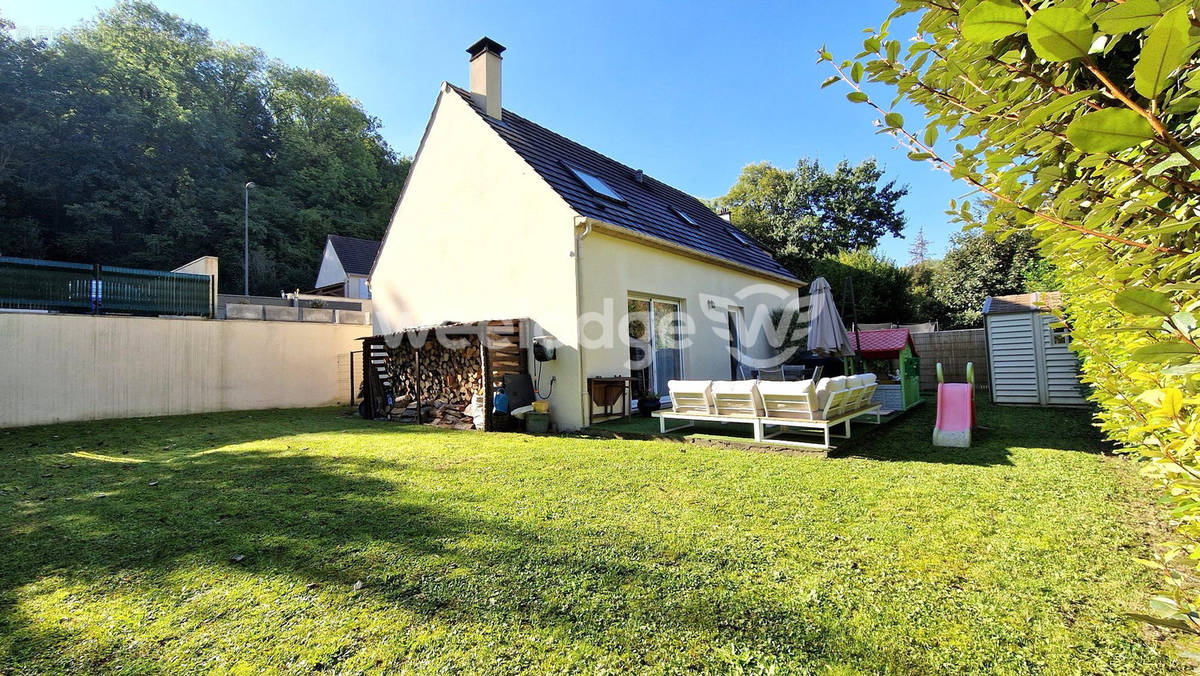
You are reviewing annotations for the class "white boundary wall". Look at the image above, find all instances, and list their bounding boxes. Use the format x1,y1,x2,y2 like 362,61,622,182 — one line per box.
0,312,367,428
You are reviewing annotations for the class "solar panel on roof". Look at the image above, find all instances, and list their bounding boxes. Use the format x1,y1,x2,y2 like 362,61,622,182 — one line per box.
565,164,625,203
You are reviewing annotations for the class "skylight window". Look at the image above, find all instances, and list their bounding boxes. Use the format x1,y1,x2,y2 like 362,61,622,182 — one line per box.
671,207,698,227
565,164,625,203
729,228,753,246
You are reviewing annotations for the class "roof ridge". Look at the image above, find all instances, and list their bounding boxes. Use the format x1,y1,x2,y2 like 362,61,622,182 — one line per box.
328,233,379,243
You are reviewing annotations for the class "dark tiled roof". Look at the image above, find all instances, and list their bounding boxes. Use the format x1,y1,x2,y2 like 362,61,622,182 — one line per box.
982,292,1063,315
328,235,380,276
447,85,800,284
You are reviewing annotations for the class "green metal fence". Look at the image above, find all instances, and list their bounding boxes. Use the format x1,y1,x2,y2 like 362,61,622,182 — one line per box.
0,257,213,317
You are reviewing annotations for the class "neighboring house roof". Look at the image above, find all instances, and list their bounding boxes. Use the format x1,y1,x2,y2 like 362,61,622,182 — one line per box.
447,85,801,284
982,291,1063,315
847,328,918,358
328,235,380,276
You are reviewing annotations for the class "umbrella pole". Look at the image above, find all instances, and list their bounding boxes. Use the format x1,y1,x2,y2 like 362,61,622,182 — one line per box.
845,277,863,375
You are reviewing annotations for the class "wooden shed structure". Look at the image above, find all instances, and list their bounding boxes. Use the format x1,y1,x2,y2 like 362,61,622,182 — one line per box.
359,318,530,430
982,292,1086,406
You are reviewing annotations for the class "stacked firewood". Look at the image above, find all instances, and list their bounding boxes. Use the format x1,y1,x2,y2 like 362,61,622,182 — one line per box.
385,334,485,429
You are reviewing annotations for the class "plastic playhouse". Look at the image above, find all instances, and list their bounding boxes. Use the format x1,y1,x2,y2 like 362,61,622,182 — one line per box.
932,362,975,448
844,328,921,413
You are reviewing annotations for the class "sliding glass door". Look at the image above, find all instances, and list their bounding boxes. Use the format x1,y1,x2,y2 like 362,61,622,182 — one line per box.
726,306,744,379
628,297,684,400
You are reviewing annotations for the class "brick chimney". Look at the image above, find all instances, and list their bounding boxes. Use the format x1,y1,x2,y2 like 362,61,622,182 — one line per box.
467,37,505,120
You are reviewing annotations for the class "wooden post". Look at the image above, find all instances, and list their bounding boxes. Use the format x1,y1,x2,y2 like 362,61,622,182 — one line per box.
415,345,422,425
482,340,493,432
359,339,374,418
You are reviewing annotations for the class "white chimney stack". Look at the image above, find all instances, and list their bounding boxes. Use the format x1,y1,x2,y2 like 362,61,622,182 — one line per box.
467,37,505,120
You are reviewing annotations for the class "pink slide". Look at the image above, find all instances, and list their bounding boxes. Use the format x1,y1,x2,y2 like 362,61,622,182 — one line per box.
932,363,975,448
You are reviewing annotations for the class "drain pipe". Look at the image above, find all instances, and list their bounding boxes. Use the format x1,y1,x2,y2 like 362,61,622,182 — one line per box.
573,216,592,427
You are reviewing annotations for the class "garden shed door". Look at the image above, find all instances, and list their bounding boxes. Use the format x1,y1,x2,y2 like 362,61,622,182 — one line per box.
987,312,1042,405
987,312,1085,406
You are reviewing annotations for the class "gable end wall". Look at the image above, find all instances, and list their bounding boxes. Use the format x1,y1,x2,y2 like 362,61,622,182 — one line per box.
370,86,584,428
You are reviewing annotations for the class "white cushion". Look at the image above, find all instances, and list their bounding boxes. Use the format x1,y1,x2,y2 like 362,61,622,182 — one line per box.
845,374,864,388
757,379,817,419
816,377,846,392
667,380,713,413
816,377,845,409
712,379,758,394
859,373,878,386
756,379,815,397
668,379,712,394
711,380,763,416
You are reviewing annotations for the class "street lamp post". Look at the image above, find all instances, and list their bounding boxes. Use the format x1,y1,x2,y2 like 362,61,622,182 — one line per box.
243,181,255,296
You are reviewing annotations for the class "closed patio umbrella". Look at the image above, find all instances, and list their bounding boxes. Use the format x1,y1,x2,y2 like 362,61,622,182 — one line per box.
806,277,855,357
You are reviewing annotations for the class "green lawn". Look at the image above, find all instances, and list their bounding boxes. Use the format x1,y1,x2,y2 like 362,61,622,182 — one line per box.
0,403,1186,673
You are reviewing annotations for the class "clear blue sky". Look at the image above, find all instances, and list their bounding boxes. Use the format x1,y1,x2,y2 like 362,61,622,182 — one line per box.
7,0,969,261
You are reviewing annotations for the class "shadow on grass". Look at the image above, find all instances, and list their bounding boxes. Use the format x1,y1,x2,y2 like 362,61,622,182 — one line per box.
0,408,934,672
828,401,1103,466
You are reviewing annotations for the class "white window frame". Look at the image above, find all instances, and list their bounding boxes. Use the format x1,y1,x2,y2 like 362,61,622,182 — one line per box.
627,293,687,402
565,163,626,203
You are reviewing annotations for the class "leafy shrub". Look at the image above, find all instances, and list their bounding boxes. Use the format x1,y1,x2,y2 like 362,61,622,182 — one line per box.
824,0,1200,631
811,248,916,323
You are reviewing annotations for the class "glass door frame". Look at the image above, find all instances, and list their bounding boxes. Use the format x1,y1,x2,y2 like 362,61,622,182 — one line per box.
726,305,745,379
627,293,686,403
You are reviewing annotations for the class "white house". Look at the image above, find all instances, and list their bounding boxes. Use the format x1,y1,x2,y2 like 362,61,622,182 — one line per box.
314,234,379,298
370,38,803,431
982,292,1087,406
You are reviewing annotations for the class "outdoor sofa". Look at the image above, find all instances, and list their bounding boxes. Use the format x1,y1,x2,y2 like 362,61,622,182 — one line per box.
653,374,881,450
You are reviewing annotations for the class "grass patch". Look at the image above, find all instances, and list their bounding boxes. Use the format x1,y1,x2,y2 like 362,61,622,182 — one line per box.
0,404,1185,672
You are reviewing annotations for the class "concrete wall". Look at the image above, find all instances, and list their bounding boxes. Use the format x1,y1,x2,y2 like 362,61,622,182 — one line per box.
0,312,368,428
216,294,370,320
369,84,583,429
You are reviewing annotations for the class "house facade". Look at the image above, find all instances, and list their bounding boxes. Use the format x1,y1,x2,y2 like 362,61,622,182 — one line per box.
314,235,379,298
370,38,802,430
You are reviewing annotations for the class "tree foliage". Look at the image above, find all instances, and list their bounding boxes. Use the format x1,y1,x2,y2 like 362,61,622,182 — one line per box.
810,248,916,324
714,158,908,279
907,226,931,264
826,0,1200,633
905,258,947,324
933,224,1047,328
0,3,408,293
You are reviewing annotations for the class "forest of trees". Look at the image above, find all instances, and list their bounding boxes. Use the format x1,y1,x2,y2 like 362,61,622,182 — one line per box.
0,3,1050,316
0,3,408,294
